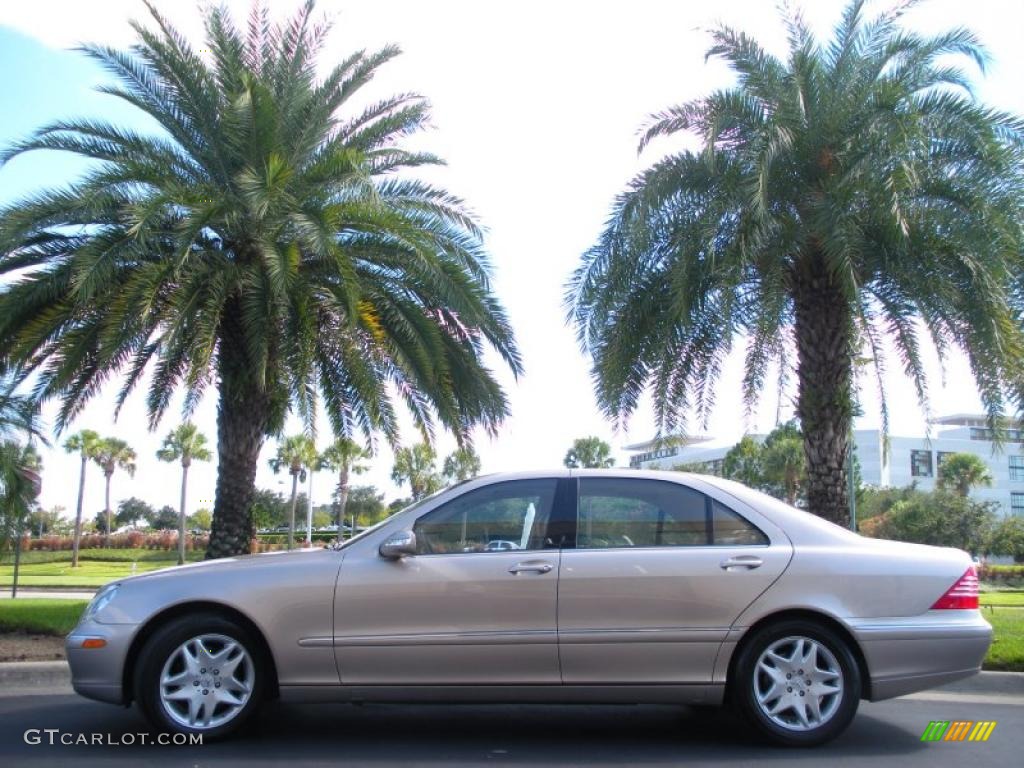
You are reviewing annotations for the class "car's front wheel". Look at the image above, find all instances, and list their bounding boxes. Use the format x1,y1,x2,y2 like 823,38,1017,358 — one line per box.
134,613,265,740
731,619,861,746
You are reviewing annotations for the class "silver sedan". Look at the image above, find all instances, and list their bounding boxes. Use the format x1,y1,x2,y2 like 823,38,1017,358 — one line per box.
66,469,991,746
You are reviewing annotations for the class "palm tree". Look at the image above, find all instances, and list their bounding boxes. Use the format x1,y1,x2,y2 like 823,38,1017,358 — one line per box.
269,434,317,550
0,1,521,558
63,429,102,567
937,452,993,497
563,437,615,469
0,380,43,590
320,437,370,541
391,443,441,500
568,0,1024,526
92,438,137,546
442,445,481,483
156,421,212,564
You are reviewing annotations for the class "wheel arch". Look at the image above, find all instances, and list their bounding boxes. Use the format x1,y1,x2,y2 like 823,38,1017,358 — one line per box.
122,601,280,705
726,609,872,700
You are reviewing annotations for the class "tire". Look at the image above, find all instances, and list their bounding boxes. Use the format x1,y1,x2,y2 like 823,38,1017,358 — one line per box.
134,612,266,740
731,619,861,747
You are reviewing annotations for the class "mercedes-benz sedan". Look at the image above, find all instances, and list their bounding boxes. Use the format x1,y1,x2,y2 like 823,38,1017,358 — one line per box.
66,470,991,745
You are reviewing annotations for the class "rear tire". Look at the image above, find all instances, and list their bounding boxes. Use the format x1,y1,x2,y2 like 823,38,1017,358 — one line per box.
731,619,861,746
134,613,265,740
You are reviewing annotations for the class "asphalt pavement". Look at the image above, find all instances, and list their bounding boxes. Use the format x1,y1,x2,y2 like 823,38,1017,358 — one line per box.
0,689,1021,767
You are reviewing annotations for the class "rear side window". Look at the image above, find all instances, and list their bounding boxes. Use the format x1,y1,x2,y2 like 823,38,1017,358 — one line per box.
576,478,767,548
711,499,768,545
577,478,707,548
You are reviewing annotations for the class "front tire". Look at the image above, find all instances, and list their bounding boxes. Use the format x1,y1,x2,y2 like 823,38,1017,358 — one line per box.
731,619,861,746
134,613,265,740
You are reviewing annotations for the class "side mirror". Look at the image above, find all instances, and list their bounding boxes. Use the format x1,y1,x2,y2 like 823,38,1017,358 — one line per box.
379,530,417,559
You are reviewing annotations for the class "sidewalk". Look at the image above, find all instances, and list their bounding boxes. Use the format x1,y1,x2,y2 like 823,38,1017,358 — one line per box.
0,589,96,600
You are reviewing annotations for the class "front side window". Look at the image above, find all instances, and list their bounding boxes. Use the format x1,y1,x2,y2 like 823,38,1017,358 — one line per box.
911,449,933,478
576,478,766,548
413,479,558,555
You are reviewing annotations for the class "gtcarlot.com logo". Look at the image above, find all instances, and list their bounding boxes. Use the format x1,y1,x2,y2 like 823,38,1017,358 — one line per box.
921,721,997,742
24,729,202,746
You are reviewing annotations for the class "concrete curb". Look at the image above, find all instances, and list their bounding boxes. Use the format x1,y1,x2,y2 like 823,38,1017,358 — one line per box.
0,660,71,690
0,661,1020,697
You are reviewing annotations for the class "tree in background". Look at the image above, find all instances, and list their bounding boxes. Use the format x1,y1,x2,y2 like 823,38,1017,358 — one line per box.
187,508,212,532
991,516,1024,563
721,422,808,504
63,429,102,567
345,485,387,532
92,438,137,547
0,441,42,579
0,1,521,559
859,490,996,555
392,443,442,500
443,446,481,483
156,422,212,563
563,437,615,469
150,505,180,531
250,489,290,532
269,435,317,550
387,497,412,514
937,453,994,497
320,437,371,541
568,0,1024,527
722,436,765,488
116,497,155,529
28,505,67,537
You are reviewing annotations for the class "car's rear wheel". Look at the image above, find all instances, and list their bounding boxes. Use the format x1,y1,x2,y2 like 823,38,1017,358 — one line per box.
135,613,265,740
731,619,861,746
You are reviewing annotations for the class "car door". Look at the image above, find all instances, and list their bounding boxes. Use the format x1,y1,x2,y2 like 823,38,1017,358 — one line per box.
557,475,793,684
333,477,567,685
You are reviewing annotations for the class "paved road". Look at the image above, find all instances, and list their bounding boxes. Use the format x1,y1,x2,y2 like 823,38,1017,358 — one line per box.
0,690,1021,767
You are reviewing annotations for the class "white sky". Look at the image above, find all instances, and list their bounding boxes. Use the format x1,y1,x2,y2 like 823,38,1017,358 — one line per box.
1,0,1022,519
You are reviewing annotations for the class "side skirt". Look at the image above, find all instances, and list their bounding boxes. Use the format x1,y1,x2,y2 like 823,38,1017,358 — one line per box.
278,684,725,706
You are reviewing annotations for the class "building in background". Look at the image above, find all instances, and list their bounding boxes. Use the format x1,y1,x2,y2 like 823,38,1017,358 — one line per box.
626,414,1024,516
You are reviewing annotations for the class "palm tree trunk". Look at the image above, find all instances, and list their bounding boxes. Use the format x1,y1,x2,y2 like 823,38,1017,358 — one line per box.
793,257,853,526
71,454,86,568
178,463,188,566
208,330,271,560
288,471,299,551
336,465,350,542
104,472,112,547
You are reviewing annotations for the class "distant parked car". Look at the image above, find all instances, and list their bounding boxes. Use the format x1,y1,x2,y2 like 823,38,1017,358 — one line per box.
66,470,990,745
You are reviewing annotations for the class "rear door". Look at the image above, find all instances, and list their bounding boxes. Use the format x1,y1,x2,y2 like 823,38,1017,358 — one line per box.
557,475,792,683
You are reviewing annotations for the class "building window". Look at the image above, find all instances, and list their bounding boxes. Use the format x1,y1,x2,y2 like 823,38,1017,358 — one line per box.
1010,456,1024,483
911,449,933,478
1012,493,1024,517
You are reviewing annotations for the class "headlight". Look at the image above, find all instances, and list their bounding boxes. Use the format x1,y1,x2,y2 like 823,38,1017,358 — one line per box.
83,584,120,621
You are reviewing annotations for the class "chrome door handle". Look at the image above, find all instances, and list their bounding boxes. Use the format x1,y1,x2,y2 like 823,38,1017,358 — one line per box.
720,556,763,570
508,562,553,574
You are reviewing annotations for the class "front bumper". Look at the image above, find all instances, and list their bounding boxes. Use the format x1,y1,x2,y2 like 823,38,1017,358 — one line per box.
65,618,139,706
848,610,993,700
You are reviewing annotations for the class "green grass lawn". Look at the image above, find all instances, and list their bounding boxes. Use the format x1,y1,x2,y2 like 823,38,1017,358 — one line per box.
0,559,182,588
979,591,1024,607
982,606,1024,671
0,599,88,635
2,548,206,565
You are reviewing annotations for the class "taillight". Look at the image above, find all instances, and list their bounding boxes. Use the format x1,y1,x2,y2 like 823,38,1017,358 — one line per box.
931,566,979,610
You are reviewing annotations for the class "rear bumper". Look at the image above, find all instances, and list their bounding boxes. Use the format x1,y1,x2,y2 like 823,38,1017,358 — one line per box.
847,610,992,701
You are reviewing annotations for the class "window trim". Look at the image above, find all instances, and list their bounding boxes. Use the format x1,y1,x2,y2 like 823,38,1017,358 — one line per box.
570,477,768,550
1009,455,1024,483
1011,491,1024,517
410,477,562,556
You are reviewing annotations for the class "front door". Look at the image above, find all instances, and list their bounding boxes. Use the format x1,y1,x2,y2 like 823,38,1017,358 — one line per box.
558,475,793,684
334,478,565,685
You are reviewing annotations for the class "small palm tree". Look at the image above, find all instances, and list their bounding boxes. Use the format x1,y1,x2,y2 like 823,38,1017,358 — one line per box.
443,445,481,483
269,434,317,550
92,438,137,546
391,443,441,500
0,1,521,559
568,0,1024,526
563,437,615,469
938,453,993,497
156,422,212,564
63,429,102,567
320,437,370,541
